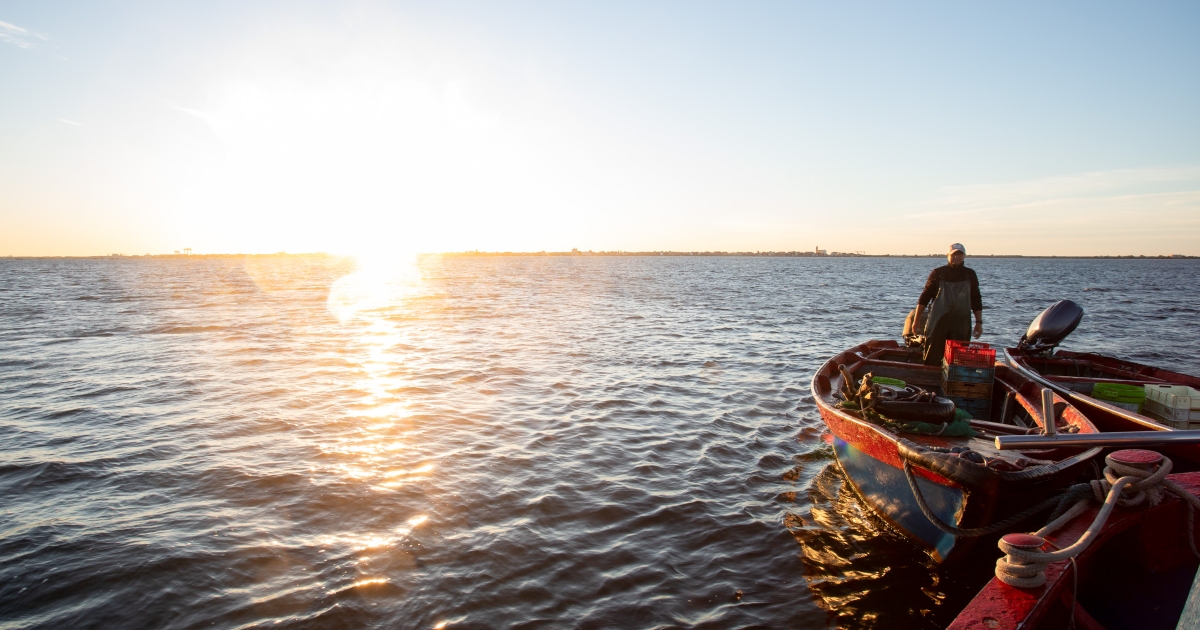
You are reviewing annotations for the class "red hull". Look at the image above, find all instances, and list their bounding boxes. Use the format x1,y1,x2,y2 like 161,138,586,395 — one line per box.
950,472,1200,630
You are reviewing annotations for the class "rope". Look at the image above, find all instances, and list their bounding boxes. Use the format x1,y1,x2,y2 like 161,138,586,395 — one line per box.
1047,484,1094,523
1100,455,1171,507
994,476,1136,588
1072,453,1200,557
901,460,1064,538
1038,499,1091,539
902,447,1200,571
994,452,1200,589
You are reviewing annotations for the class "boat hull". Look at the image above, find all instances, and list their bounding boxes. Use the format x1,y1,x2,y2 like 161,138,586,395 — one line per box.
812,340,1101,563
831,432,965,561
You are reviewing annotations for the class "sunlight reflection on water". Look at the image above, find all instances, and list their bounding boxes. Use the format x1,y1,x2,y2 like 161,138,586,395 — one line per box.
326,252,425,322
333,254,444,606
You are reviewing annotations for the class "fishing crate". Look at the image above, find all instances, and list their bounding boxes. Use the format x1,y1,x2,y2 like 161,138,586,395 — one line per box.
1151,415,1200,431
943,380,993,399
949,396,991,420
1091,382,1145,414
941,355,994,416
1143,385,1200,424
942,360,995,384
944,340,996,368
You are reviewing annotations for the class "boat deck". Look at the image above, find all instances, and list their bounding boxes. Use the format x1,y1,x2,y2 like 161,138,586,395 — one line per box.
825,345,1087,468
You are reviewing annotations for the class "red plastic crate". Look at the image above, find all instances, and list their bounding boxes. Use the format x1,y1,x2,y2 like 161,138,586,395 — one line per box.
944,340,996,368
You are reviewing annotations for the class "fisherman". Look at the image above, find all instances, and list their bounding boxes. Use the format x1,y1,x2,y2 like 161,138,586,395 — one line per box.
914,243,982,365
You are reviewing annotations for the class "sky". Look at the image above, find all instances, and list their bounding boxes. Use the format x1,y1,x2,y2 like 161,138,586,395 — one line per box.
2,1,1198,257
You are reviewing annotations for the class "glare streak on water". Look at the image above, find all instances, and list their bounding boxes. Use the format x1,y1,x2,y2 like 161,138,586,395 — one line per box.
0,256,1197,629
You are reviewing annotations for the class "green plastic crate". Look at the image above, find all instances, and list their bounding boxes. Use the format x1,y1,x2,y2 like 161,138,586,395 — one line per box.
1092,382,1145,412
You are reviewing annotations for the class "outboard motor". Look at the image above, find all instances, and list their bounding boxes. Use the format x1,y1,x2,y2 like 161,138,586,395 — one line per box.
1017,300,1084,354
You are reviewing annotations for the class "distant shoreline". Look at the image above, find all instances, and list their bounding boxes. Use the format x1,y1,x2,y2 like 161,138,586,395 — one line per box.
2,252,1196,260
434,251,1199,259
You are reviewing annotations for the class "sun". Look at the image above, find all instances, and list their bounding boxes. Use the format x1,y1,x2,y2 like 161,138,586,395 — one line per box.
326,246,424,323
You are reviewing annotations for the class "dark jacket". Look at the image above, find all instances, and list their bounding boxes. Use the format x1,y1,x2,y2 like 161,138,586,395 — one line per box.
918,265,982,311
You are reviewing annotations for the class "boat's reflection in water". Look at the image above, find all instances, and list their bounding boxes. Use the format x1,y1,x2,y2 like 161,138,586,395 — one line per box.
789,462,998,628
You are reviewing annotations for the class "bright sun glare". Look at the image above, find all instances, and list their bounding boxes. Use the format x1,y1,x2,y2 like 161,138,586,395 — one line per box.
160,13,588,256
326,250,425,323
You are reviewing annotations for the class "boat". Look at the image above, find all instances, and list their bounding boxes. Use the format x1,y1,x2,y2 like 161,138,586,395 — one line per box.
811,340,1103,562
1005,299,1200,468
949,453,1200,630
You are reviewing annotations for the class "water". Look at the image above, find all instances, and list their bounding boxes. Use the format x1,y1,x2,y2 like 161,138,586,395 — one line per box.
1,255,1197,629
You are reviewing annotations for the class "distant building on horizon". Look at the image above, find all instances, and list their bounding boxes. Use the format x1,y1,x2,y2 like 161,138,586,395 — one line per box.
815,246,827,256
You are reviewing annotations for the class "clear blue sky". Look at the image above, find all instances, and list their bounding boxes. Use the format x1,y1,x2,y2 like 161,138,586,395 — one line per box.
2,1,1198,256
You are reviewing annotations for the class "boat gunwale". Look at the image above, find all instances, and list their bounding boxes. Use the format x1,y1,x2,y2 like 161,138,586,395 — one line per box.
1053,350,1200,388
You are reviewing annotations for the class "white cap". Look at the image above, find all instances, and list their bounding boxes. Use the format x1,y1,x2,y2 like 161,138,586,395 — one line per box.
948,243,966,255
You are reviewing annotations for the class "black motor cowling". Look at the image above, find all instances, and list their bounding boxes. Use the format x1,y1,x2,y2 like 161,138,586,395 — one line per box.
1018,299,1083,353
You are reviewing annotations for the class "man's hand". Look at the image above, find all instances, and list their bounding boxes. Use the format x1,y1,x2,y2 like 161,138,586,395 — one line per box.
973,321,983,339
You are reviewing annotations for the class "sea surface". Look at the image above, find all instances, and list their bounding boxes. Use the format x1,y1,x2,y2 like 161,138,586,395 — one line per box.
2,255,1198,629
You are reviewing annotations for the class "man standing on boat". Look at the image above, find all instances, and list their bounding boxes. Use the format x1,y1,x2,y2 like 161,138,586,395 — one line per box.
914,243,983,365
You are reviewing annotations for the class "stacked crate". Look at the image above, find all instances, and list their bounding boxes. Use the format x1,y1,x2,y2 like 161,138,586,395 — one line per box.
1144,385,1200,430
942,340,996,419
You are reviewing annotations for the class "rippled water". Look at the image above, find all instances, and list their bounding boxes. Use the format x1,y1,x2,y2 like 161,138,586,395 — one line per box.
2,255,1197,629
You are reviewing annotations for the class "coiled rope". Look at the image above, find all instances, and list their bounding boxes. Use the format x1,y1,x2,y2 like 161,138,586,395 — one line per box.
994,452,1200,589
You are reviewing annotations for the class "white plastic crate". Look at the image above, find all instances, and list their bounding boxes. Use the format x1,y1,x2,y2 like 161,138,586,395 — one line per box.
1156,417,1200,431
1144,385,1200,422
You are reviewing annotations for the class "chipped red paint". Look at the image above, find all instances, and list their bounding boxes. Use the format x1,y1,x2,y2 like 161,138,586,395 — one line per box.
817,393,956,486
949,472,1200,630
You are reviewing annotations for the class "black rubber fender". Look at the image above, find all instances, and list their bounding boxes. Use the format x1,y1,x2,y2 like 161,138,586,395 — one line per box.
895,438,1102,491
874,396,956,422
897,438,995,490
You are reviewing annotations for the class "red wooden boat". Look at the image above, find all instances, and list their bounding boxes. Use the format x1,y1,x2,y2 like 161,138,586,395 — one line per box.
950,465,1200,630
811,340,1102,562
1005,300,1200,468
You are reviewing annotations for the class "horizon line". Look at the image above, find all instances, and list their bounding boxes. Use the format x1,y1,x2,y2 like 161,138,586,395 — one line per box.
3,251,1196,260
